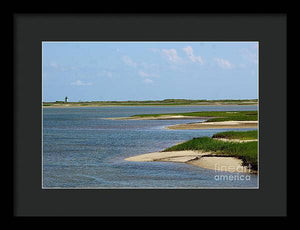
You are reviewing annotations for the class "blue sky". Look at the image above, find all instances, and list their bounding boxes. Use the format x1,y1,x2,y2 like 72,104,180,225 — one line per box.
42,42,258,102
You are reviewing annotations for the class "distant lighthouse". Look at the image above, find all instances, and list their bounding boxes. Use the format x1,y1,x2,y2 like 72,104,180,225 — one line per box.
65,96,68,103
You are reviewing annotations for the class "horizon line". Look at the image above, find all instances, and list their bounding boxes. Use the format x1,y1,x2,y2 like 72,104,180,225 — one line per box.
43,98,258,103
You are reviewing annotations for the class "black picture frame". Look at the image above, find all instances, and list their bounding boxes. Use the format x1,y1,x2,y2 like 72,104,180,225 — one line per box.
13,13,287,217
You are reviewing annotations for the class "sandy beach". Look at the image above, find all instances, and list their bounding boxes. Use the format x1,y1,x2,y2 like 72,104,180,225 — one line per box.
125,150,253,173
212,138,258,143
105,115,258,130
167,120,258,130
104,115,212,120
125,135,258,174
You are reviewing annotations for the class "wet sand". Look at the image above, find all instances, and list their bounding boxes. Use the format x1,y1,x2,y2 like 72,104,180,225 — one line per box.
125,150,252,173
167,120,258,130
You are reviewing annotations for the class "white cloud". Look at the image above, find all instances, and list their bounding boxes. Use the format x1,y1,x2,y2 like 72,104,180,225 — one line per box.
138,70,159,78
161,49,182,63
183,46,204,64
215,58,233,69
122,56,137,68
48,61,74,71
71,80,92,86
140,62,158,69
143,78,153,84
241,48,258,64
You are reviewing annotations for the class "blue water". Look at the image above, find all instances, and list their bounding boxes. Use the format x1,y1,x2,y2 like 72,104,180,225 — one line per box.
43,105,258,188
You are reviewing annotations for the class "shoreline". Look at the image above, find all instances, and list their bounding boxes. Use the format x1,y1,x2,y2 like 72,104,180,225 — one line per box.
104,115,214,120
106,116,258,130
42,103,257,109
125,131,258,174
125,150,255,174
167,120,258,130
212,138,258,143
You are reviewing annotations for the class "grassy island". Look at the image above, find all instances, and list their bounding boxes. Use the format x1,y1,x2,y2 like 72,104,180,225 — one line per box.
131,110,258,122
163,130,258,170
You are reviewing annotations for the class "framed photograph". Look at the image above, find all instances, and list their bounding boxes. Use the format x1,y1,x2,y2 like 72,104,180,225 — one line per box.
42,41,259,189
13,13,287,217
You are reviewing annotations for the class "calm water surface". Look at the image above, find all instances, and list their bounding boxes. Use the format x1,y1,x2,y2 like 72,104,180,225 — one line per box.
43,105,258,188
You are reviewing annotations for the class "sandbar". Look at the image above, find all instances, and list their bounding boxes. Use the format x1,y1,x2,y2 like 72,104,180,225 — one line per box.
167,120,258,130
104,115,212,120
125,150,252,173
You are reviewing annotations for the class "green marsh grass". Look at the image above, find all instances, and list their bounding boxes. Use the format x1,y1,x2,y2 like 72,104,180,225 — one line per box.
132,110,258,122
212,130,258,140
164,136,258,170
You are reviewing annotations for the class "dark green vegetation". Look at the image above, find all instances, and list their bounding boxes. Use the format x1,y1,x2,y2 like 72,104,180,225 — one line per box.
43,99,258,107
132,110,258,122
212,130,258,140
164,134,258,170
